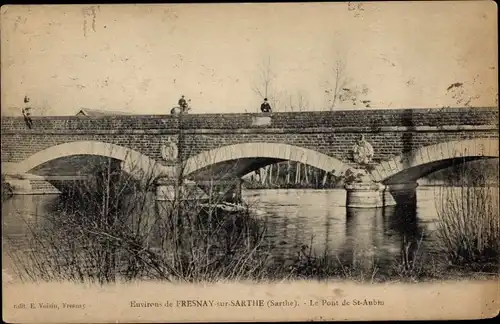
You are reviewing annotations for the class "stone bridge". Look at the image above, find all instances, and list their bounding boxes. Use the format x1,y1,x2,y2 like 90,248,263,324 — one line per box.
1,107,498,207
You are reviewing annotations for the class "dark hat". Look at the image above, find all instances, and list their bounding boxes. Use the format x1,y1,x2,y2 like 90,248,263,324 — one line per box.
264,98,268,101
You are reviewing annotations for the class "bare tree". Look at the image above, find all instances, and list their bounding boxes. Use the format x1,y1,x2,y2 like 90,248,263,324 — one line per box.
434,160,499,265
5,141,273,284
295,91,309,111
325,58,350,111
252,56,277,111
284,91,309,112
324,59,372,110
252,56,278,182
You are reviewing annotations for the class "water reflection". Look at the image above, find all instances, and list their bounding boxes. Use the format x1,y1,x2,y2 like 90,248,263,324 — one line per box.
341,208,386,270
244,189,437,259
2,188,442,280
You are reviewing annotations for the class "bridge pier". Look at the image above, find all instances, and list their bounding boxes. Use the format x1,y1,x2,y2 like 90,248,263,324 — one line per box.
345,182,418,208
155,177,243,203
155,177,203,201
4,178,33,195
155,178,177,201
3,174,62,195
197,178,243,203
345,182,385,208
382,182,419,207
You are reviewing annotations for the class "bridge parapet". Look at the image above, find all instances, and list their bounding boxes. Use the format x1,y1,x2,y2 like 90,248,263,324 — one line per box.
1,107,497,132
1,107,498,205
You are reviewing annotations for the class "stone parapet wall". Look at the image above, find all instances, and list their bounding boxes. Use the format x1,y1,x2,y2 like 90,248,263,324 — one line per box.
2,107,497,132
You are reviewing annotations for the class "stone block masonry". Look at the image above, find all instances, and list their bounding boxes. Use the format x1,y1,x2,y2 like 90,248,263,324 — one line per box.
1,107,498,165
1,107,498,206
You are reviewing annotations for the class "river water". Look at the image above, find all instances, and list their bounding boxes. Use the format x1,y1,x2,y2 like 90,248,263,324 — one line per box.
2,187,446,280
246,187,442,268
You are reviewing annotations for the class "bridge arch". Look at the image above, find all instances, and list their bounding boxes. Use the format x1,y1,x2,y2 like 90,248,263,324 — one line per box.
183,142,351,179
9,141,169,181
371,138,499,184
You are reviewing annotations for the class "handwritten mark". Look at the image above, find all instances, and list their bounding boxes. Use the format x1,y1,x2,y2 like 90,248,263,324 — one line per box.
82,6,98,37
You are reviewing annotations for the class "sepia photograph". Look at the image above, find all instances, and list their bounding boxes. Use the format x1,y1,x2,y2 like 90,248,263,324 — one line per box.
1,1,499,322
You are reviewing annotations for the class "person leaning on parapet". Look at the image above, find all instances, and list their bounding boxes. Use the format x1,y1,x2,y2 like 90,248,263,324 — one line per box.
260,98,272,113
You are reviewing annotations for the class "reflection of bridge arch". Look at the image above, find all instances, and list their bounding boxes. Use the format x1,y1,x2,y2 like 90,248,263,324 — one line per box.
371,138,499,184
183,142,351,179
10,141,168,181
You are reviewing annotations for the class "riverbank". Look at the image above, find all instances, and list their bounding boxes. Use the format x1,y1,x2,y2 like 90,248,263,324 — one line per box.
4,216,498,285
3,184,498,287
242,159,499,190
3,244,498,285
1,174,13,201
3,259,498,286
242,181,344,190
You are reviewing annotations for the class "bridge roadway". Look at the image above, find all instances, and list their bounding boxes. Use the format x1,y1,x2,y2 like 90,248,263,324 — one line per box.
1,107,498,207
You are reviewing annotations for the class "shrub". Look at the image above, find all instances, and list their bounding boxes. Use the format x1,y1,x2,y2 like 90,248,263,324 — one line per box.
434,164,500,266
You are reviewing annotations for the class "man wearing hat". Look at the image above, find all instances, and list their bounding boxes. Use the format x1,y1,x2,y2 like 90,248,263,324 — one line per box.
260,98,272,113
178,95,188,111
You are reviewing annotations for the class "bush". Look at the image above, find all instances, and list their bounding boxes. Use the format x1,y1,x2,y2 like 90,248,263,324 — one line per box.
434,166,500,266
1,174,13,201
6,155,276,284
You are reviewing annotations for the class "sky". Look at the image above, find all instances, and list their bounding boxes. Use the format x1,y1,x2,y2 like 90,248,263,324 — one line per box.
1,2,498,116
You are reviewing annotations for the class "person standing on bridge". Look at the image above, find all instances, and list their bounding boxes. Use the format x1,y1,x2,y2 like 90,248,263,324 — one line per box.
178,95,188,111
22,95,33,129
260,98,272,113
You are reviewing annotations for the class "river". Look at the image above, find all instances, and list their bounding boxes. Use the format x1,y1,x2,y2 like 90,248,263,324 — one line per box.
2,187,448,281
247,187,443,268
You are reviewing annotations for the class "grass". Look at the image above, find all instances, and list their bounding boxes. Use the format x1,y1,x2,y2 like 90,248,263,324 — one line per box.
3,155,500,285
4,156,279,284
434,171,499,267
9,199,497,285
